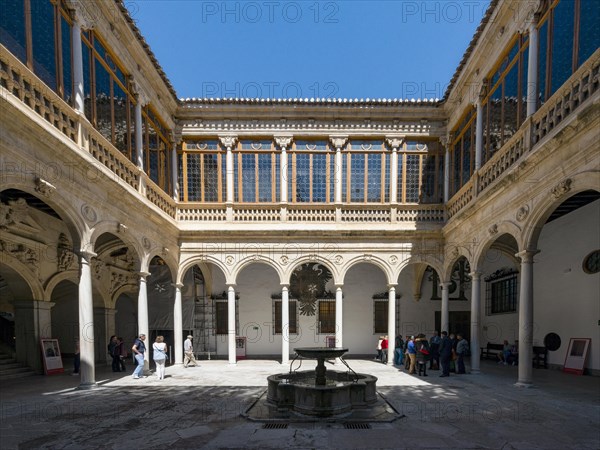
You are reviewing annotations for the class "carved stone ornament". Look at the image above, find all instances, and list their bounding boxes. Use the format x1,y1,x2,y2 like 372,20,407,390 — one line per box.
389,255,398,265
225,255,235,266
280,255,289,265
65,0,96,29
488,224,498,236
57,233,74,272
34,178,56,197
363,254,373,261
329,136,348,149
81,204,97,223
110,270,138,295
130,81,150,106
334,255,343,265
92,258,106,280
0,240,39,271
516,205,530,222
385,137,405,149
142,237,152,250
551,179,572,199
274,136,293,149
219,135,238,149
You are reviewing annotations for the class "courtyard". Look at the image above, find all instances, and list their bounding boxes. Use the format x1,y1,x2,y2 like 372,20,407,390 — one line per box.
1,359,598,449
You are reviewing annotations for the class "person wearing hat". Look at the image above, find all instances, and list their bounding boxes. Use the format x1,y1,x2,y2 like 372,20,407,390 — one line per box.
183,335,197,368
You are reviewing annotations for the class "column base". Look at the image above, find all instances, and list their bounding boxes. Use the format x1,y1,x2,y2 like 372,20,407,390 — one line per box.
514,381,533,388
470,369,481,374
77,382,98,390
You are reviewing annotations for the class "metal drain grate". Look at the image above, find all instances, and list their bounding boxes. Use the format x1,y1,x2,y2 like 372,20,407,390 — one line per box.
262,423,289,429
344,423,371,430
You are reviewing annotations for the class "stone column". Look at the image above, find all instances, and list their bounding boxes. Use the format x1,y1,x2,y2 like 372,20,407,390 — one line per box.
335,285,343,364
281,285,290,365
71,18,84,115
386,137,404,204
469,271,482,374
330,136,347,221
133,90,149,171
516,250,538,387
78,250,96,389
93,307,115,364
220,135,238,221
171,140,179,201
227,285,237,364
475,100,483,170
12,300,54,374
275,136,293,221
441,136,450,203
137,271,150,372
527,22,539,117
173,283,184,364
440,282,451,333
387,285,396,365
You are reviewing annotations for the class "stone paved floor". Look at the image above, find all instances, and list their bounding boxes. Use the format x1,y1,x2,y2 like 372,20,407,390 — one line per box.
1,359,599,449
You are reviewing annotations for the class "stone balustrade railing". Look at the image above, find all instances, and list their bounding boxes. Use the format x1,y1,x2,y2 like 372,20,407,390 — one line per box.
448,48,600,220
532,49,599,146
1,47,78,144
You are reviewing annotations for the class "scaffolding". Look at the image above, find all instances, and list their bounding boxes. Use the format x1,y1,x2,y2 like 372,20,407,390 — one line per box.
192,266,216,359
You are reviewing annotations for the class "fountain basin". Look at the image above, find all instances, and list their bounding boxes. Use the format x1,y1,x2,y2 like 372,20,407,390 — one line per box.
267,370,378,417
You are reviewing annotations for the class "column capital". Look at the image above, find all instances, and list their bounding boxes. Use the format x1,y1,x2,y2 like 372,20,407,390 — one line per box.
334,284,344,289
387,284,397,290
469,270,483,279
385,136,405,150
280,284,290,290
78,249,97,261
219,135,238,149
274,135,293,150
439,135,450,147
137,271,151,280
67,0,96,29
130,81,150,107
515,249,540,263
439,281,452,289
329,135,348,150
171,282,184,289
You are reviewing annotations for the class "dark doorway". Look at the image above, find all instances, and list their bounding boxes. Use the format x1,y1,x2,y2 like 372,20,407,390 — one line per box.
435,311,471,341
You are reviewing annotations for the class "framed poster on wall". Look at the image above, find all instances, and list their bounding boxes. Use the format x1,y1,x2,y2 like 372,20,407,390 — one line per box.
40,338,64,375
563,338,591,375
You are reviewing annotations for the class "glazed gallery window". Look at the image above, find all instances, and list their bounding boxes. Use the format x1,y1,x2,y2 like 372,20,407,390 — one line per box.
373,299,388,334
317,300,336,334
449,108,476,197
235,140,280,202
273,300,298,334
179,141,226,202
0,0,73,101
288,141,335,203
485,270,519,315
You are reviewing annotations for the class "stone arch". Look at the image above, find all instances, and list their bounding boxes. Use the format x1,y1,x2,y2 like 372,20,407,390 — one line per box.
110,283,138,309
43,270,79,302
523,171,600,250
443,252,474,282
90,221,143,268
340,255,393,286
396,256,444,303
283,256,340,285
178,256,230,286
232,256,285,285
0,183,84,251
0,258,44,301
474,225,522,270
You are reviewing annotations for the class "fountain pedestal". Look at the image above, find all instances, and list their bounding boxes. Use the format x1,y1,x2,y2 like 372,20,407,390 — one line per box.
266,347,378,417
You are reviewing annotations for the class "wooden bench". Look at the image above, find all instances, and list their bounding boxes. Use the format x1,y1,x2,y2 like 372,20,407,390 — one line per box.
480,343,504,360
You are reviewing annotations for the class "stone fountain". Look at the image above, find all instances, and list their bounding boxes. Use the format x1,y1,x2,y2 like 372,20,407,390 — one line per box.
265,347,378,417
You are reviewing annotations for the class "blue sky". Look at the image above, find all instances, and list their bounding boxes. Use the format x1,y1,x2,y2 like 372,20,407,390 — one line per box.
126,1,491,100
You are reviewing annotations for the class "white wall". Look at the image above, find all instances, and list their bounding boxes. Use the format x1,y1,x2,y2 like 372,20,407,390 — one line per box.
534,199,600,371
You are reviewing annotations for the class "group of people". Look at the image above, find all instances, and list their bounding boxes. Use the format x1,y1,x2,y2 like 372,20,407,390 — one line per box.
129,334,198,380
391,331,470,377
